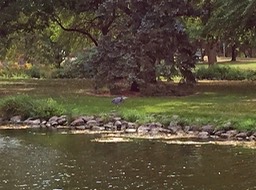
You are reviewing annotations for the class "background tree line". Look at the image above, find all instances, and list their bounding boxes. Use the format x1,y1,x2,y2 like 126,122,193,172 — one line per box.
0,0,255,93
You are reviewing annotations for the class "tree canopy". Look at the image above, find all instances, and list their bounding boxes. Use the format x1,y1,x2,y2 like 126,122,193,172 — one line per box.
0,0,256,93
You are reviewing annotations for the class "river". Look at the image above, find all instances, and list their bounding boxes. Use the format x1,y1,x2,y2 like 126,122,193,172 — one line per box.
0,129,255,190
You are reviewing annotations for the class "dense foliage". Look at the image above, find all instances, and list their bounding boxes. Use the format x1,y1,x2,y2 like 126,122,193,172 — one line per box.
0,0,199,93
0,0,256,93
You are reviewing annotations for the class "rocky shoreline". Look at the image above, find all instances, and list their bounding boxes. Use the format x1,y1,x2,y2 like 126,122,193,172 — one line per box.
1,115,256,142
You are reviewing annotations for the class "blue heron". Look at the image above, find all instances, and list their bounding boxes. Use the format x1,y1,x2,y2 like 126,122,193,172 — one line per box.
111,96,128,105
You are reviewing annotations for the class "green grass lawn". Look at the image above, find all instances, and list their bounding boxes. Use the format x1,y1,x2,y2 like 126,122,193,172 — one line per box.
1,78,256,130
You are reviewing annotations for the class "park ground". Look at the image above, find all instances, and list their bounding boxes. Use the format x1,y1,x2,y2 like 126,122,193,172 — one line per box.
0,57,256,130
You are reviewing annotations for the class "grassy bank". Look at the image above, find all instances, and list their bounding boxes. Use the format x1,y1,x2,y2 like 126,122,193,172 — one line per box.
0,79,256,130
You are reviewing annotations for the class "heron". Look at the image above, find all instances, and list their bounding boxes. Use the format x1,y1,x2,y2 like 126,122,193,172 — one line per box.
111,96,128,105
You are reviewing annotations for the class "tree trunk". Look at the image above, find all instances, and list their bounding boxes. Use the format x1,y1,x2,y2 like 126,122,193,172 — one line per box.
207,44,217,66
231,43,237,61
205,39,217,66
130,81,140,92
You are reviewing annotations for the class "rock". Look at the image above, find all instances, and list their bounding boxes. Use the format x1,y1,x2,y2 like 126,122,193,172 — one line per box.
138,125,150,134
214,129,225,136
249,135,256,141
127,122,137,129
113,117,122,121
114,120,122,127
158,128,171,134
31,123,41,128
27,119,41,128
115,121,122,131
71,118,86,126
168,125,182,134
47,116,60,127
227,130,239,136
121,121,129,128
10,115,22,124
125,128,137,133
86,120,98,127
48,116,59,123
220,130,238,139
32,119,41,125
210,135,220,140
104,122,115,131
190,125,201,132
188,131,199,136
149,122,162,128
95,117,104,125
41,120,47,125
57,115,67,125
202,125,214,134
46,123,52,128
150,127,163,135
75,126,86,130
183,126,192,133
81,116,95,122
235,132,249,139
198,131,209,139
91,126,105,131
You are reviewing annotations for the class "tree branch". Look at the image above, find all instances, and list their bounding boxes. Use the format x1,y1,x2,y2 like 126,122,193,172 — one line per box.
53,15,98,46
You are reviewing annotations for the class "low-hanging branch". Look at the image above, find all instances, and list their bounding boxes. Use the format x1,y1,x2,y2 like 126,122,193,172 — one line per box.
52,15,98,46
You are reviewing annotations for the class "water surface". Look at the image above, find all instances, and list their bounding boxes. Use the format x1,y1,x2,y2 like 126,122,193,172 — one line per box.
0,129,255,190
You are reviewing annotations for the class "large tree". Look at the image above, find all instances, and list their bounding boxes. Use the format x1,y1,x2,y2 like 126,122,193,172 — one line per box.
74,0,197,93
1,0,198,94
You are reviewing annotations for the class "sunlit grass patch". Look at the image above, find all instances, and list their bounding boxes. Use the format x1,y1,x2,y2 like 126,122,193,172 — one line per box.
0,79,256,130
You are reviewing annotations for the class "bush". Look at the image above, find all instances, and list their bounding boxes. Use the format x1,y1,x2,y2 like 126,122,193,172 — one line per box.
0,95,66,120
195,65,256,80
51,50,96,79
25,66,42,78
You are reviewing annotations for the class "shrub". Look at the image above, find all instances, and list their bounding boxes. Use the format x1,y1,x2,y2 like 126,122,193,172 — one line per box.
0,95,66,120
195,65,256,80
25,66,42,78
51,50,96,79
50,68,74,79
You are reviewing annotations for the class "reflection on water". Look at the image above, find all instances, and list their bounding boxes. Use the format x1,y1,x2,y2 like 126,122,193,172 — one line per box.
0,130,256,190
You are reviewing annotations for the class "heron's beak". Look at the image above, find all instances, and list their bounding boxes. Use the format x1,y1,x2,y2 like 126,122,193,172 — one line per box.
123,96,128,100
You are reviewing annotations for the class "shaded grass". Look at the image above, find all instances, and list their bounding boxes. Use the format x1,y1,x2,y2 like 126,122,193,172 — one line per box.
1,79,256,130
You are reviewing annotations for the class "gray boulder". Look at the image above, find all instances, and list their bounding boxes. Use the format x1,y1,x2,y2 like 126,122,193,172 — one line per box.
202,125,214,134
235,132,249,139
114,120,122,131
168,125,182,134
71,118,86,126
86,119,98,127
198,131,209,139
138,125,150,134
125,128,137,133
10,115,22,124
